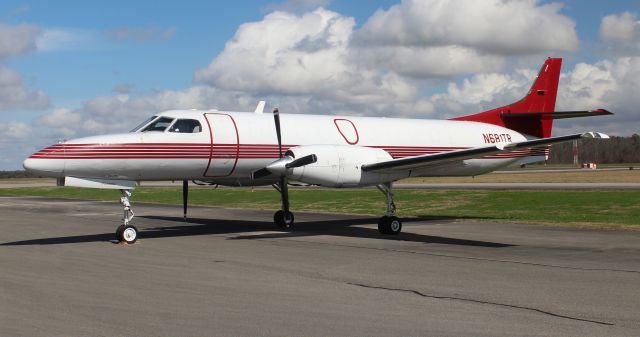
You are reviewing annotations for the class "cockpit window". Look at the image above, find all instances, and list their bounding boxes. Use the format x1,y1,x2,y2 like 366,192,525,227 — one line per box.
141,117,175,132
130,115,158,132
168,119,202,133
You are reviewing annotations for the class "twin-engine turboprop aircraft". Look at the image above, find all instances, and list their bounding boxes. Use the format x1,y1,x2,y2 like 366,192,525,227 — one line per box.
24,58,611,243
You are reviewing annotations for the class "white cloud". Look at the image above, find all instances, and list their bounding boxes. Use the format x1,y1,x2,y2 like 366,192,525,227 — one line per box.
33,108,82,139
0,121,31,142
429,69,534,116
194,0,581,113
0,65,49,111
599,12,640,55
35,28,102,52
105,27,176,42
0,23,41,58
33,86,232,140
353,45,505,78
600,12,639,43
194,9,418,105
554,57,640,135
0,121,33,170
354,0,578,54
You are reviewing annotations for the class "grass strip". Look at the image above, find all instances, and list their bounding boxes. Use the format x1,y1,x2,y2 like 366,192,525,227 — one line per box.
0,187,638,228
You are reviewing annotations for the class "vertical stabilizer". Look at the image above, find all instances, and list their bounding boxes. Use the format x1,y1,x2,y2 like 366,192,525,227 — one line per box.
451,58,562,138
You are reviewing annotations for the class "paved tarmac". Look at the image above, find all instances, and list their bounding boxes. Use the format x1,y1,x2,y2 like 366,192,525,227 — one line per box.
1,196,639,337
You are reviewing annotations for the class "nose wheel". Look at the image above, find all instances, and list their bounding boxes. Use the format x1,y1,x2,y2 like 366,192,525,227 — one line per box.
116,225,139,244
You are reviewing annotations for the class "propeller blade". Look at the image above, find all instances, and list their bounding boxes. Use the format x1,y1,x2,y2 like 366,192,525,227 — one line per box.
252,153,316,180
285,154,317,169
252,168,272,180
273,108,283,158
182,180,188,221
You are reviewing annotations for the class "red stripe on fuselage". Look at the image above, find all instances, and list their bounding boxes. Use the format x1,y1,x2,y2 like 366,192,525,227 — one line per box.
30,143,547,160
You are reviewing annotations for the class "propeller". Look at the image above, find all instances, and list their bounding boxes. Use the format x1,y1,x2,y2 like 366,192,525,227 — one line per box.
251,108,317,180
272,108,291,225
251,108,318,227
183,180,188,221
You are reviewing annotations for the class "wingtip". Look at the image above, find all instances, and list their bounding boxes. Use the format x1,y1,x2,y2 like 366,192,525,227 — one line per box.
591,108,614,115
582,132,610,139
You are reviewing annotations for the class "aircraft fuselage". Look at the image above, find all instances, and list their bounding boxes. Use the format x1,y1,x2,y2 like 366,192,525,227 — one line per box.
24,110,544,186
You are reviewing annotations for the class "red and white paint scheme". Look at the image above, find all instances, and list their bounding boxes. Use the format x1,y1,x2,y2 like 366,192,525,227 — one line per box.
23,58,612,242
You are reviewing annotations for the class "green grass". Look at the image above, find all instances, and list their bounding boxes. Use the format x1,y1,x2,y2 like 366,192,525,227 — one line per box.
1,187,638,228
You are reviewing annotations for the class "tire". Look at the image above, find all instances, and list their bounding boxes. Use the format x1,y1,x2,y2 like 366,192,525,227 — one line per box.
378,216,402,235
115,225,125,241
274,210,295,229
121,225,138,244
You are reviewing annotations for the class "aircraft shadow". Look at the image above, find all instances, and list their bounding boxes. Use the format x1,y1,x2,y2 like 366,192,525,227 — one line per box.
1,215,513,248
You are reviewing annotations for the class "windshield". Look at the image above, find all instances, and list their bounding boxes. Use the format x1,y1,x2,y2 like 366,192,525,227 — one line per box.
141,117,175,132
130,116,158,132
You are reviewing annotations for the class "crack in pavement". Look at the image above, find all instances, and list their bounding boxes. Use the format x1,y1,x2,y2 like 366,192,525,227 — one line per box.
268,237,640,274
348,282,614,326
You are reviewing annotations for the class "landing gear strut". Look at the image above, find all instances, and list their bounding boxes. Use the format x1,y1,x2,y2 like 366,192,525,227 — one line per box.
377,182,402,235
116,189,138,244
273,181,294,229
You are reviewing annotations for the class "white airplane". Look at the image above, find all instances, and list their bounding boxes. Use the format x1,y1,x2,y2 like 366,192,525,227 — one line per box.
24,58,611,243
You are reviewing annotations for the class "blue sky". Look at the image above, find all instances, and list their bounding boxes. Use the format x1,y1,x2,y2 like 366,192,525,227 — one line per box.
1,0,634,110
0,0,639,169
1,1,396,108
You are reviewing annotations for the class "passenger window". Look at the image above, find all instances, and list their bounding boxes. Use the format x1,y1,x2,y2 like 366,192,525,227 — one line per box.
169,119,202,133
142,117,175,132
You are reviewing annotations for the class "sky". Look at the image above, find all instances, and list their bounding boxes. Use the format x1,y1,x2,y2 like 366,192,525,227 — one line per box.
0,0,639,170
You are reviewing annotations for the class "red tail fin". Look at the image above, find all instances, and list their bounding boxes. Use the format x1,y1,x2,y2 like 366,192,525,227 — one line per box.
451,58,561,138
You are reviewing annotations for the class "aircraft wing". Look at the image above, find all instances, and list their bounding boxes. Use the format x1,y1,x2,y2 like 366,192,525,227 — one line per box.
361,132,608,172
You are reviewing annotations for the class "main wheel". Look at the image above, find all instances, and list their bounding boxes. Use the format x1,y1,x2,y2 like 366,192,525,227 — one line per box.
274,210,295,229
119,225,138,244
378,216,402,235
115,225,125,241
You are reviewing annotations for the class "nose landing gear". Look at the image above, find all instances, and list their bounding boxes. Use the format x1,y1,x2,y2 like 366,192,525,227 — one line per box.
116,189,138,244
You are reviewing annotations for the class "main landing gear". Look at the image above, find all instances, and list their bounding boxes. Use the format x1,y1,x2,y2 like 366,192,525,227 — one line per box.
273,181,294,229
270,181,402,235
377,182,402,235
116,189,138,244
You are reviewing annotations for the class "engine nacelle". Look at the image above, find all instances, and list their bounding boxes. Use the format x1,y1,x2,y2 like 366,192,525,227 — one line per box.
285,145,407,187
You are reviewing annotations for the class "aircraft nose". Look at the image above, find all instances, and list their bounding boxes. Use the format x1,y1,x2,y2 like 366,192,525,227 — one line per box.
23,145,66,177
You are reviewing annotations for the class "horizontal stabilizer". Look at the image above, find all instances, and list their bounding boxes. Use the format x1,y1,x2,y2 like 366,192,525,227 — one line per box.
501,109,613,120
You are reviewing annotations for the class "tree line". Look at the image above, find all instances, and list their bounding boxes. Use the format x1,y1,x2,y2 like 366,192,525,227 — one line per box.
548,134,640,164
